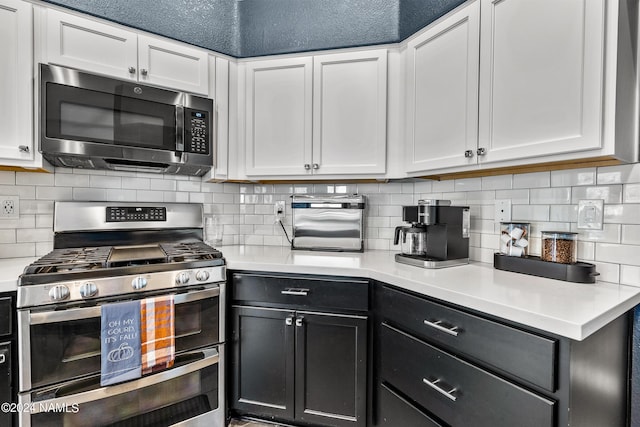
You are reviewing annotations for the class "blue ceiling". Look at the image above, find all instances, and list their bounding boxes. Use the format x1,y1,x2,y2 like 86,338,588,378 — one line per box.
43,0,466,58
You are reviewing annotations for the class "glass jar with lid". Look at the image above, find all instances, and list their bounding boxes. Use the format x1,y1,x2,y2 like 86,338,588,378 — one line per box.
541,231,577,264
499,222,530,257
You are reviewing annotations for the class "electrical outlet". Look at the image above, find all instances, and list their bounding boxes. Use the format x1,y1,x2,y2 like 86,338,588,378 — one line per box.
494,199,512,222
0,195,19,219
577,199,604,229
274,201,286,221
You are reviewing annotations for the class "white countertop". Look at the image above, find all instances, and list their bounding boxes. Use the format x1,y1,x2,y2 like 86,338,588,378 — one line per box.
2,247,639,341
219,245,640,341
0,257,36,293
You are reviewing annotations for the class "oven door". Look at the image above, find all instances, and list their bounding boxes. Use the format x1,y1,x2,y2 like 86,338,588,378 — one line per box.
19,346,225,427
19,285,221,392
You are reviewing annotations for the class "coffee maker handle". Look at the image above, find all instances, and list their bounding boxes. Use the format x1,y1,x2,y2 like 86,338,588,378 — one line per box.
394,226,402,245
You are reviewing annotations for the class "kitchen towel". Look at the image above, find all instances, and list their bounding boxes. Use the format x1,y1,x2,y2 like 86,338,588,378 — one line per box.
100,300,142,386
141,294,175,374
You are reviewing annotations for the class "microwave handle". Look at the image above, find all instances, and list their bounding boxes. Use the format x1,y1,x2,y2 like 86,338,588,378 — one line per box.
176,104,185,152
27,287,220,325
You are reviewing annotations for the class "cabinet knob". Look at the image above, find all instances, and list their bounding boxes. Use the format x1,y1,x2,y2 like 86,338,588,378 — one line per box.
476,147,487,156
140,69,148,76
18,145,30,153
304,164,311,170
312,163,319,170
464,150,474,158
295,317,304,327
128,66,136,74
285,316,294,326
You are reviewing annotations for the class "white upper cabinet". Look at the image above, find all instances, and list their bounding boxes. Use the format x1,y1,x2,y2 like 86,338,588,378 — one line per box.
312,50,387,175
245,57,314,176
45,8,208,95
404,1,479,173
244,50,387,178
477,0,606,164
0,0,36,165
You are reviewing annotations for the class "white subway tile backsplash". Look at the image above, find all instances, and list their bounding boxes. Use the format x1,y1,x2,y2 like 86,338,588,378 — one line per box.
413,180,433,193
16,172,54,186
595,243,640,266
37,186,73,200
530,188,571,205
455,178,481,192
481,175,512,190
20,200,54,215
622,225,640,245
212,193,235,204
495,189,529,204
512,205,549,222
89,175,122,189
573,223,621,243
623,183,640,203
571,185,622,204
177,180,201,192
621,265,640,287
549,205,578,222
0,242,35,258
0,185,35,199
390,194,414,205
106,189,136,202
73,188,107,201
136,190,164,202
597,164,640,184
123,178,150,190
593,261,620,283
17,228,52,243
36,241,54,257
432,180,455,192
604,204,640,224
577,241,595,261
55,173,90,187
551,168,596,187
0,171,15,185
466,191,496,205
513,172,550,189
0,230,15,244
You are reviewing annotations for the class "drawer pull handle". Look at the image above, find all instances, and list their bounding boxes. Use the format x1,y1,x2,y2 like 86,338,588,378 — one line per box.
0,353,5,365
285,316,294,326
424,320,460,337
423,378,458,402
281,288,309,296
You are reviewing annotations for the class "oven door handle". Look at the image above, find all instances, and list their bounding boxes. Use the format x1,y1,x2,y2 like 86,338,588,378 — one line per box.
20,348,219,414
28,287,220,325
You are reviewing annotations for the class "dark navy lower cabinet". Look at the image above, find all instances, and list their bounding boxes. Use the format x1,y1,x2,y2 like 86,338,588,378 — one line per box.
230,272,368,427
373,283,630,427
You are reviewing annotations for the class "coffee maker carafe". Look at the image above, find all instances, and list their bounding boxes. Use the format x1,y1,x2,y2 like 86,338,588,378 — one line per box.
394,224,427,256
395,199,470,268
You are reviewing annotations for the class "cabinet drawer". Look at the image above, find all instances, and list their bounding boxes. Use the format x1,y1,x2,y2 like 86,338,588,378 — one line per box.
378,383,442,427
0,297,12,337
381,324,555,427
232,273,369,311
379,286,556,391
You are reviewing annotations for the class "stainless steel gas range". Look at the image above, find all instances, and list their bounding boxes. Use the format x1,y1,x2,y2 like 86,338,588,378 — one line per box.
16,202,226,427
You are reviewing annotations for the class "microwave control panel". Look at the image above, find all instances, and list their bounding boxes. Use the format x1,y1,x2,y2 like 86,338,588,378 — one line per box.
185,109,210,155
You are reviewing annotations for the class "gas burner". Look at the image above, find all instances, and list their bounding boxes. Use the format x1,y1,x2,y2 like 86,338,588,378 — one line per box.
161,241,223,263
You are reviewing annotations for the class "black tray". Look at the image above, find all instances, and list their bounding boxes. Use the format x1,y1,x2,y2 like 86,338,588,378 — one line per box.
493,253,599,283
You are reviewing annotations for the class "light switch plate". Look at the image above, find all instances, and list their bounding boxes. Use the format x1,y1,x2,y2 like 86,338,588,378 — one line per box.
577,199,604,230
494,199,512,222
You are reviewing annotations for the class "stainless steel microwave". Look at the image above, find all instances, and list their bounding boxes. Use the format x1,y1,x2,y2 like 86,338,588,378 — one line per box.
40,63,214,176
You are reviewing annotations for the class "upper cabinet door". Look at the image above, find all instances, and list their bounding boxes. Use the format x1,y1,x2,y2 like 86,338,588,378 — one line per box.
312,50,387,175
138,35,209,95
405,1,479,173
0,0,33,162
245,57,313,176
478,0,605,164
46,9,138,80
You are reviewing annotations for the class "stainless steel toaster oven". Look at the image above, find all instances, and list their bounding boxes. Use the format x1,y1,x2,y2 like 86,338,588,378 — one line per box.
291,194,365,252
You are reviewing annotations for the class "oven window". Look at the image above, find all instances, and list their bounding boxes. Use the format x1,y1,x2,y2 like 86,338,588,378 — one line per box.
29,363,218,427
28,294,219,389
46,83,176,150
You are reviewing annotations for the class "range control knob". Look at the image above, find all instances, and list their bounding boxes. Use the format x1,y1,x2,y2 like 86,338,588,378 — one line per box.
195,270,210,282
176,272,190,285
79,282,98,298
131,276,148,290
49,285,70,301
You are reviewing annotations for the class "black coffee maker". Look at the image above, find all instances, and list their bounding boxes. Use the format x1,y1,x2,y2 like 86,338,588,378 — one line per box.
395,199,470,268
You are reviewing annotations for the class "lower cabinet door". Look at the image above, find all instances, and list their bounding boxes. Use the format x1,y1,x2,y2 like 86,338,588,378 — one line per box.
0,342,11,427
231,306,295,421
378,383,442,427
380,324,556,427
294,311,368,427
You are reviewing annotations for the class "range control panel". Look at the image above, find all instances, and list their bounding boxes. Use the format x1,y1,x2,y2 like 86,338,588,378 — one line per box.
185,109,210,155
106,207,167,222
